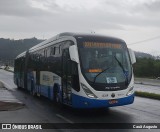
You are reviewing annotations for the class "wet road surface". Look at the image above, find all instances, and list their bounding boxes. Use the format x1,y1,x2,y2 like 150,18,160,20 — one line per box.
0,69,160,131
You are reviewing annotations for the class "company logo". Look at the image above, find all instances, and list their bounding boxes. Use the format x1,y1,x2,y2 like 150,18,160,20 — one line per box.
1,124,42,130
111,93,115,98
2,124,11,129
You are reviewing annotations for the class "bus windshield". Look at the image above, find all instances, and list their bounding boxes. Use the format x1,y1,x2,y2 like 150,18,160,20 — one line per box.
78,41,132,85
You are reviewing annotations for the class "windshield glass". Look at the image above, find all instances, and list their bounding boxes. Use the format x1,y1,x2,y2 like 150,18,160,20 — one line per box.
78,41,132,85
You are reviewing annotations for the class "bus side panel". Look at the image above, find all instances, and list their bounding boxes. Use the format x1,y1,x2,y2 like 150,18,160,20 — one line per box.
38,71,61,100
39,85,52,99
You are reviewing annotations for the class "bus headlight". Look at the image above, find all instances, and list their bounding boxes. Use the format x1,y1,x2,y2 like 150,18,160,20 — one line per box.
81,83,98,98
126,86,134,96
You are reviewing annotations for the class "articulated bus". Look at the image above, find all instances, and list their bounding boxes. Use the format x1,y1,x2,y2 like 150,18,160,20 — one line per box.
14,32,136,108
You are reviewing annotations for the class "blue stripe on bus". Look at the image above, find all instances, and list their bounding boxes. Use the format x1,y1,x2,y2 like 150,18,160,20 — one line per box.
38,85,54,100
72,94,134,108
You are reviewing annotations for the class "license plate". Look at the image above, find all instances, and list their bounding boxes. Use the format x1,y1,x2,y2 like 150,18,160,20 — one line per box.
109,99,118,104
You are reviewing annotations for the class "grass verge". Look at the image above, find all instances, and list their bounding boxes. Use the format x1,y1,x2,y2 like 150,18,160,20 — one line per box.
135,91,160,100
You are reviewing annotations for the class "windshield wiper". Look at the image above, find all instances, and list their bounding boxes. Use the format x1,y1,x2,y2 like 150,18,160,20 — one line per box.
93,66,111,84
114,56,128,85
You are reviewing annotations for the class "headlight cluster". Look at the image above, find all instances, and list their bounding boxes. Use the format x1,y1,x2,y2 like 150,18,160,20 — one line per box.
81,83,98,98
126,86,134,96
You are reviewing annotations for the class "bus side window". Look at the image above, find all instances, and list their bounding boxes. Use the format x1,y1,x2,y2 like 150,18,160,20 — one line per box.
50,47,59,56
59,45,61,55
47,48,50,57
50,47,55,56
55,47,59,56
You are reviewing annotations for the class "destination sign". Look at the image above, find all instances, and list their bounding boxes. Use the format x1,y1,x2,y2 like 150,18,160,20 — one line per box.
83,42,122,49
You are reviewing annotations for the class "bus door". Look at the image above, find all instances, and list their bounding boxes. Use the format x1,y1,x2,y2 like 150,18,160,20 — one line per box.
62,49,72,105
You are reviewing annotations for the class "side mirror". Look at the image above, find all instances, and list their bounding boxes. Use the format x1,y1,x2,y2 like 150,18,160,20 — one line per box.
69,45,79,63
128,48,136,64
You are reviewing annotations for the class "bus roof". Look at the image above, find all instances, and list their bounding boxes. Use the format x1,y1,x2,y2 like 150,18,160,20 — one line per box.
30,32,125,51
16,32,125,58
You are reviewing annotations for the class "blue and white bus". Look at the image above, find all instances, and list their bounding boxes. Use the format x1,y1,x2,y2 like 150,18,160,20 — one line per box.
14,32,136,108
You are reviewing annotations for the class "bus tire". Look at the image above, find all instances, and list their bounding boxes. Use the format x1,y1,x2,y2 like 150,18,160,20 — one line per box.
30,80,36,96
55,91,59,103
55,91,64,108
54,88,59,103
54,86,63,107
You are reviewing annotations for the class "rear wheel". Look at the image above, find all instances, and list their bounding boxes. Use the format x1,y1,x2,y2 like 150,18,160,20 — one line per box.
54,88,59,104
55,91,60,103
54,87,63,107
30,80,36,96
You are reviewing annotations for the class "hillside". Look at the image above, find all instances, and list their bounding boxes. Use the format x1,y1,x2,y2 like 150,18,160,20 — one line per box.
134,51,154,59
0,38,44,60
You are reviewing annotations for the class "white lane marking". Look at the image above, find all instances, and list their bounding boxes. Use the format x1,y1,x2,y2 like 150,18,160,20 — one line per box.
0,79,15,91
56,114,74,124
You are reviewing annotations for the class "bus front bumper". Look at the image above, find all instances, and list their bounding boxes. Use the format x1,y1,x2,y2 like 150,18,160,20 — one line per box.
72,93,134,109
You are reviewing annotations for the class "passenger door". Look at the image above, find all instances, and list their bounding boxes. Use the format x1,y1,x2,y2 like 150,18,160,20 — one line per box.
62,48,72,105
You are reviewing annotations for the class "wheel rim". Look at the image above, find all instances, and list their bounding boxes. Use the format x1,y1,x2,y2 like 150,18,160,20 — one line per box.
56,92,59,103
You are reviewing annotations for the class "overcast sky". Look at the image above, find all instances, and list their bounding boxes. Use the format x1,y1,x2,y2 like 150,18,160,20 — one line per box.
0,0,160,55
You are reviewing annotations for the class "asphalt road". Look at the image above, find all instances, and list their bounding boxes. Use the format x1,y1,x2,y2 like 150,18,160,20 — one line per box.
135,78,160,94
0,69,160,132
135,78,160,86
0,69,16,90
134,84,160,94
